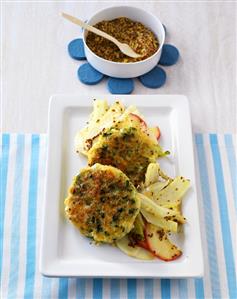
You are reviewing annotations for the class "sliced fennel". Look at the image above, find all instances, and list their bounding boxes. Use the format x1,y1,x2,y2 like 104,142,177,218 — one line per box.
141,209,178,232
85,101,125,140
144,163,160,187
154,176,190,207
144,162,172,188
74,100,109,154
88,99,109,131
139,193,176,217
142,181,169,197
138,193,186,226
131,213,145,239
139,194,177,231
74,130,88,156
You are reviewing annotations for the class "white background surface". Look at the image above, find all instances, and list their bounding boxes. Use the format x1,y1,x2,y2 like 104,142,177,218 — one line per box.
1,1,236,133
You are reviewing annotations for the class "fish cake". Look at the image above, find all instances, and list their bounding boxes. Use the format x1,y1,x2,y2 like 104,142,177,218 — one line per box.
64,164,140,243
87,125,162,186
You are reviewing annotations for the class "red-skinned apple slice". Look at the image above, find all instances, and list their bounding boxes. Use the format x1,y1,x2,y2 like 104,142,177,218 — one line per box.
134,215,150,251
137,239,150,251
145,223,182,261
155,127,161,140
129,113,147,129
150,127,161,140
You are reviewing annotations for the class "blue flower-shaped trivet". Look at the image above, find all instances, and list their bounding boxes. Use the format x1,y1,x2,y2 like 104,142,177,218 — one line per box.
67,27,180,94
108,77,134,94
139,66,166,88
77,63,104,85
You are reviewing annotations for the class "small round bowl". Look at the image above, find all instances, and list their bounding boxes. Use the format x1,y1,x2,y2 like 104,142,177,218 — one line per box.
83,6,165,78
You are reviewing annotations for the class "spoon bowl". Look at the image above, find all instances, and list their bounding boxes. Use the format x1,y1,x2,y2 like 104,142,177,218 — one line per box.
119,43,141,59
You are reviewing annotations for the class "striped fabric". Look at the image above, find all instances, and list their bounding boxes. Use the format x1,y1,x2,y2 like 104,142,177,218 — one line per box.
0,133,236,299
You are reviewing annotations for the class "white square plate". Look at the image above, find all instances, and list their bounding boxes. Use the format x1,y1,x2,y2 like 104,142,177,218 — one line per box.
40,95,204,278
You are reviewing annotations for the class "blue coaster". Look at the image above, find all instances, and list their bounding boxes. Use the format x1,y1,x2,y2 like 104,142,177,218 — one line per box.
139,66,166,88
108,78,134,94
68,39,86,60
159,44,179,66
78,63,104,85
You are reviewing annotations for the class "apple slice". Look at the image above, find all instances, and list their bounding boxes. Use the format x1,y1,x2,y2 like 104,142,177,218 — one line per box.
145,223,182,261
116,235,154,260
129,113,147,129
150,126,161,140
136,238,150,251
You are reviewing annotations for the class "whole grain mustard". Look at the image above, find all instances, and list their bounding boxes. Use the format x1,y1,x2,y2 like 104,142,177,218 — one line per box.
86,17,159,63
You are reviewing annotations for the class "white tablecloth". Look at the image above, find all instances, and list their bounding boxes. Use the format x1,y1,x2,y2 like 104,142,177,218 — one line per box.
2,1,236,133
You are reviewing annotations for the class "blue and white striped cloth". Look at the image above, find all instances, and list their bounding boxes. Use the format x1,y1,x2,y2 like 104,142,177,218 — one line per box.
0,133,236,299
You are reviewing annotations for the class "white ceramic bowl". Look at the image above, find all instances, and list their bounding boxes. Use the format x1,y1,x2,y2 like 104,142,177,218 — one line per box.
83,6,165,78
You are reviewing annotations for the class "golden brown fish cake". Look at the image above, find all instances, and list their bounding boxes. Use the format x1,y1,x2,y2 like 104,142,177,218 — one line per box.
64,164,140,243
87,126,163,186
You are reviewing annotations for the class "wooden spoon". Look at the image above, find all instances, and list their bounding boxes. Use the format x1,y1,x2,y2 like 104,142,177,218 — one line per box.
61,12,141,59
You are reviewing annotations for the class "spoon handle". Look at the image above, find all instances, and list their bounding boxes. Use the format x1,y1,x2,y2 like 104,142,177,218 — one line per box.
61,12,118,45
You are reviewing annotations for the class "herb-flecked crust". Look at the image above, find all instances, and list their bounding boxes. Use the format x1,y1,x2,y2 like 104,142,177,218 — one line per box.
87,127,161,186
64,164,140,243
